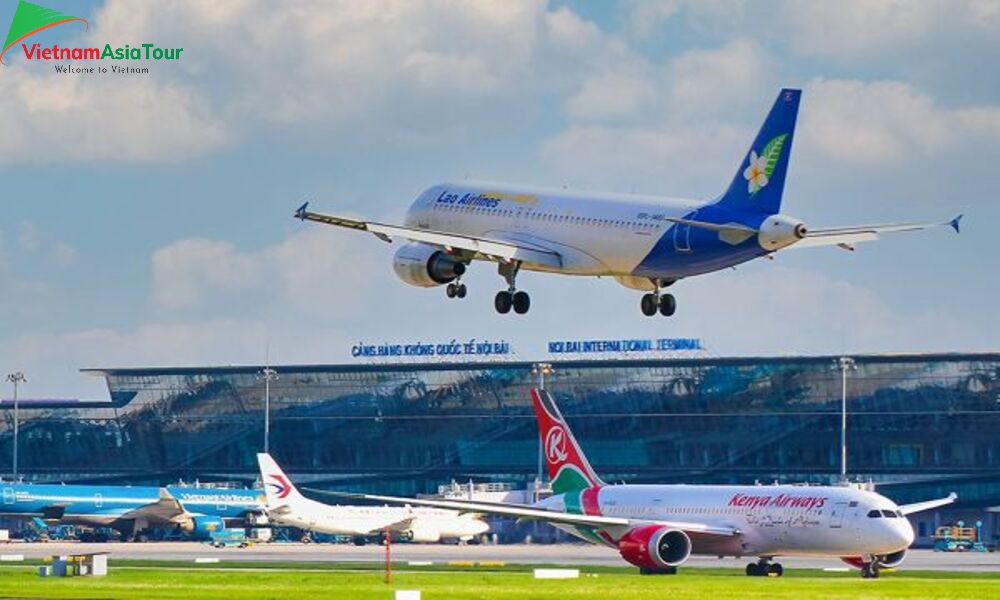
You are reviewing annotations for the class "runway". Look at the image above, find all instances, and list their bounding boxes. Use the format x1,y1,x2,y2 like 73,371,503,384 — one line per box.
3,542,998,572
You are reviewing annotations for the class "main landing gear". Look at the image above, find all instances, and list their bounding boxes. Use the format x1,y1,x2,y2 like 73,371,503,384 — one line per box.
640,280,676,317
494,261,530,315
745,558,783,577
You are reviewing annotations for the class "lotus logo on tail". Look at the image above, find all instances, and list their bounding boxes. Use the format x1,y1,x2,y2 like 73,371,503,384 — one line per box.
545,426,568,464
1,1,88,66
267,474,292,499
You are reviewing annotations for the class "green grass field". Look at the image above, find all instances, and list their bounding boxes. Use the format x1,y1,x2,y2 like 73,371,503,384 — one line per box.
2,562,998,599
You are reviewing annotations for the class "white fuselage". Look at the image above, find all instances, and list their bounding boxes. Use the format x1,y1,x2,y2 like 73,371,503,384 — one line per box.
404,182,713,278
268,495,488,541
541,484,913,558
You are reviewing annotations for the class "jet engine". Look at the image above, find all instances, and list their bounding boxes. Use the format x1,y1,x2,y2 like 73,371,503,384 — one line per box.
840,549,907,570
402,523,441,543
178,516,225,536
392,242,466,287
757,214,807,251
617,525,692,571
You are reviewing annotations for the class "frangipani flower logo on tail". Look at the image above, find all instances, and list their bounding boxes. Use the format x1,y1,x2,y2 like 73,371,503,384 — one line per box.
743,133,788,195
1,1,88,66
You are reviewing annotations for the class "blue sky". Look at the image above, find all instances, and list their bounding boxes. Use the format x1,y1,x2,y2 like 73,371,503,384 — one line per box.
1,0,997,398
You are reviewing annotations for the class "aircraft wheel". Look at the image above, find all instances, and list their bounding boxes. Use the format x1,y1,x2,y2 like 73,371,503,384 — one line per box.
456,284,467,298
659,293,676,317
769,563,783,577
446,283,458,298
745,562,761,577
512,291,530,314
640,293,658,316
861,562,880,578
495,291,512,314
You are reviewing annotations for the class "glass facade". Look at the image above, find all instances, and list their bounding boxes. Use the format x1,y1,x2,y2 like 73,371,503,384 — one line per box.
2,353,998,507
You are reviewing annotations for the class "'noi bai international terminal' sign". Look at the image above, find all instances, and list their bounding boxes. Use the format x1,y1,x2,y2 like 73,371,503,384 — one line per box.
349,338,703,360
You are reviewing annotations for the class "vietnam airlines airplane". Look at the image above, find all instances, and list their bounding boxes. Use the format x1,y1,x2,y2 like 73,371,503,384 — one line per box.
296,88,961,316
257,453,488,544
0,482,264,542
338,389,956,578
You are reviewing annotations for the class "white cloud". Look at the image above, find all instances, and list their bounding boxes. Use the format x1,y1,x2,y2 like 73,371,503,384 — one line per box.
667,39,775,115
52,243,79,268
151,227,381,318
17,221,40,250
624,0,680,39
799,79,1000,165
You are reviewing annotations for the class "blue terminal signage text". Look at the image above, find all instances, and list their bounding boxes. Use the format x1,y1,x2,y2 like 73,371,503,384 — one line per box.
548,338,702,354
352,339,512,359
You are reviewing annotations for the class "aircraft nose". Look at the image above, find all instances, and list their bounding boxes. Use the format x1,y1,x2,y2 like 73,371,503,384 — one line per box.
898,519,915,547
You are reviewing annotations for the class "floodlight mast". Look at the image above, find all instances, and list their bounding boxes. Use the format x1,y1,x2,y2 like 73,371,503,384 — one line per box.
6,372,26,479
836,357,857,483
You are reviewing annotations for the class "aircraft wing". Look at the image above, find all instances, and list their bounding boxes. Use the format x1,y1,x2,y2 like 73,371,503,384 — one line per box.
898,492,958,516
792,215,962,251
118,488,190,524
319,491,737,537
295,203,562,268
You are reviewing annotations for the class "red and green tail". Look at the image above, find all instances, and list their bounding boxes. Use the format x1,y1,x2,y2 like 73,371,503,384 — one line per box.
531,388,606,495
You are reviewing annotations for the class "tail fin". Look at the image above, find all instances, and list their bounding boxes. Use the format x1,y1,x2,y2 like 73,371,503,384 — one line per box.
256,453,304,508
531,388,605,494
714,88,801,215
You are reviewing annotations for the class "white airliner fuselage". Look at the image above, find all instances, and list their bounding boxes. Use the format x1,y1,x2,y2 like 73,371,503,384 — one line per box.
257,454,488,543
297,88,960,316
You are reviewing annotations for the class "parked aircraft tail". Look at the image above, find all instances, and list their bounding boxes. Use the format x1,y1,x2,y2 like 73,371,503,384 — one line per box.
531,388,606,494
714,88,801,215
257,453,304,508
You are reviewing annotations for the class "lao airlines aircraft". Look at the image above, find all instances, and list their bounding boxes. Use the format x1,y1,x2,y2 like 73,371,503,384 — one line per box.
257,453,488,544
340,389,955,578
296,88,960,316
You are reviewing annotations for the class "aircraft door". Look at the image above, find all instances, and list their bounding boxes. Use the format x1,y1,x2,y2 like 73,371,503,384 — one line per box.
673,211,695,253
828,502,847,528
2,488,13,504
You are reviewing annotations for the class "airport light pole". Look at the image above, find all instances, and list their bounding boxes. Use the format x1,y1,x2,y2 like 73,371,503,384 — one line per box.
259,367,278,454
836,357,857,483
531,363,554,498
6,372,26,479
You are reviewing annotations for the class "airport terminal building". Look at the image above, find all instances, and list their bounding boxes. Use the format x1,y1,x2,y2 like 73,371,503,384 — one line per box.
2,352,998,544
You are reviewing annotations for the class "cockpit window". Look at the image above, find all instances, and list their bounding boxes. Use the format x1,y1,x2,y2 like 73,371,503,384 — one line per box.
897,510,905,517
882,510,898,518
867,510,881,518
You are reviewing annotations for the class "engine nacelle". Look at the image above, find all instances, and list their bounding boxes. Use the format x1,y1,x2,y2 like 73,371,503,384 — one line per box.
392,242,466,287
403,524,441,544
618,525,692,570
841,549,907,570
757,214,807,251
178,516,225,536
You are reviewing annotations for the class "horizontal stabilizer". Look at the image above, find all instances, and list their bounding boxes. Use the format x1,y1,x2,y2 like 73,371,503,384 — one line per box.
789,215,962,251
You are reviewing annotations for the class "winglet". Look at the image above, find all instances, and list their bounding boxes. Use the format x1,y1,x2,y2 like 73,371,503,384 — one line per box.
949,214,963,234
295,202,309,220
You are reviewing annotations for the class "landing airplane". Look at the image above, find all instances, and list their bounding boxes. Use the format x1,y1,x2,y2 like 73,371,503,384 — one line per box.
295,88,961,316
257,453,488,544
0,482,264,542
336,389,956,578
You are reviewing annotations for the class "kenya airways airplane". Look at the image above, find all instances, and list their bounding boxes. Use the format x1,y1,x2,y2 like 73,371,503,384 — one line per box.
257,453,488,544
342,389,955,578
296,88,960,316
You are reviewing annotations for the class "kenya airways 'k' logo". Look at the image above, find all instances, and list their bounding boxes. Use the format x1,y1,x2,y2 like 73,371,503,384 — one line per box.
267,474,292,499
544,425,568,464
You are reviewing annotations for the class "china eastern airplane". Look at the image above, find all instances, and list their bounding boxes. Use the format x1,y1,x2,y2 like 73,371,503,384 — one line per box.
337,389,956,578
0,482,264,541
257,453,488,544
295,88,961,316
